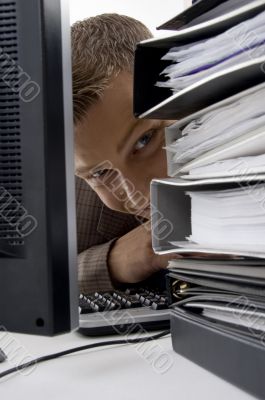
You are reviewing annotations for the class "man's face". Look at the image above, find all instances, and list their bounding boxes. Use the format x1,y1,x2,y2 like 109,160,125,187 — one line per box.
75,71,172,219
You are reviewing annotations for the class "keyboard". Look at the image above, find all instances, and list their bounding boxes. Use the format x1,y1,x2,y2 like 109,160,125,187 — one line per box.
78,287,170,336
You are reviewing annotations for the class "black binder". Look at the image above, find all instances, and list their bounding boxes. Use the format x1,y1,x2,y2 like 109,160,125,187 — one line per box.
168,271,265,399
133,0,265,119
170,303,265,399
158,0,262,31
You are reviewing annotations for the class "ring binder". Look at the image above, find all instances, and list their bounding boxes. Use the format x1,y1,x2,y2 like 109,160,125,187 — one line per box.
134,1,265,397
133,0,265,119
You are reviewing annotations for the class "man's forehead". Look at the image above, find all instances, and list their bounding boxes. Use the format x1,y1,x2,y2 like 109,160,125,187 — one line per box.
76,72,136,131
74,71,148,173
75,103,139,149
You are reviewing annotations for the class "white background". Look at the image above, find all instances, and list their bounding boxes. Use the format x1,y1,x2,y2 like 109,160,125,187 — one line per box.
69,0,192,37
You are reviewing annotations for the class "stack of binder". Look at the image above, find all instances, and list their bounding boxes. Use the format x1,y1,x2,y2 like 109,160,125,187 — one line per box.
133,0,265,119
134,1,265,399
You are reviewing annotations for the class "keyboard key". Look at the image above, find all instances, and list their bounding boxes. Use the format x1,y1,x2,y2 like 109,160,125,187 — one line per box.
95,299,107,311
106,302,116,311
143,298,152,306
113,292,123,301
79,288,170,314
125,288,137,295
151,302,168,310
80,305,94,314
110,299,126,309
139,295,146,304
94,292,104,300
125,300,142,308
90,302,99,312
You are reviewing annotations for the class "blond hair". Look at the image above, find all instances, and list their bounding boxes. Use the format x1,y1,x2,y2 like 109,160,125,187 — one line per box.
71,14,152,124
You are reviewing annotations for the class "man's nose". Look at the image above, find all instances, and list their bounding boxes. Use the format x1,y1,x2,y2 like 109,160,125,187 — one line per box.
108,170,149,209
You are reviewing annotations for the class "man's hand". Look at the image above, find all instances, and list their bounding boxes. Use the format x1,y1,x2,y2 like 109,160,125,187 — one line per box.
108,222,181,284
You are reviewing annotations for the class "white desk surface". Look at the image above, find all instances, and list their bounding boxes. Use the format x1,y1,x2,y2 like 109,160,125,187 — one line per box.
0,329,256,400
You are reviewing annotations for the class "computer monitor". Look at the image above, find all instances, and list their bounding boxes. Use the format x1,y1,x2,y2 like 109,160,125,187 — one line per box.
0,0,79,335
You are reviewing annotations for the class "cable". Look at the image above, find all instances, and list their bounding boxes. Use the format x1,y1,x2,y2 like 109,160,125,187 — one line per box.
0,330,170,379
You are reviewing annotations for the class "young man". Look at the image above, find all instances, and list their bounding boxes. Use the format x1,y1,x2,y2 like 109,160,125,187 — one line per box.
72,14,178,294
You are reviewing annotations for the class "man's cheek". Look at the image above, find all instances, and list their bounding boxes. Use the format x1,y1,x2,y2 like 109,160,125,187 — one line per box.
93,187,125,212
125,190,149,213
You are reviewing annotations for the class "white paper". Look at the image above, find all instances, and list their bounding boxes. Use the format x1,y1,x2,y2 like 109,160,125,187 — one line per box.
186,153,265,179
168,85,265,165
182,185,265,253
156,10,265,92
169,241,265,259
176,128,265,177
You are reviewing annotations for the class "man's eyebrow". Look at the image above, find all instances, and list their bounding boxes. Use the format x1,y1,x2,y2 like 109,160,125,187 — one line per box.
76,162,112,176
117,120,141,152
75,165,96,176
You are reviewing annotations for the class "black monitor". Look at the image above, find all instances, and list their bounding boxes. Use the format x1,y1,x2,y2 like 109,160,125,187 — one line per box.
0,0,79,335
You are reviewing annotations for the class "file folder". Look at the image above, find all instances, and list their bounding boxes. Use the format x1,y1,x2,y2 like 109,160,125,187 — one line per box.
133,0,265,119
170,302,265,400
151,176,265,257
164,82,265,178
167,270,265,399
157,0,263,31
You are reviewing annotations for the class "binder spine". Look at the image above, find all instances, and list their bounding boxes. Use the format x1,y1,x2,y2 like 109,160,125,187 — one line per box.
133,1,265,119
171,309,265,400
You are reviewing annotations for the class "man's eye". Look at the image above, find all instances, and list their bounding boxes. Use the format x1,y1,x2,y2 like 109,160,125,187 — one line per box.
134,131,154,152
91,169,108,179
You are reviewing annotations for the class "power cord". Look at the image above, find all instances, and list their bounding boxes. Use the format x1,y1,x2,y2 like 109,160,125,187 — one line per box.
0,330,170,379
